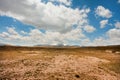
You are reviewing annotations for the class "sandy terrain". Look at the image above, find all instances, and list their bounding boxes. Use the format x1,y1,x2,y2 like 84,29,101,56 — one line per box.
0,46,120,80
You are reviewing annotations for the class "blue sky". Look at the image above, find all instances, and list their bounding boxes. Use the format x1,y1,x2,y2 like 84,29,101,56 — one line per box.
0,0,120,46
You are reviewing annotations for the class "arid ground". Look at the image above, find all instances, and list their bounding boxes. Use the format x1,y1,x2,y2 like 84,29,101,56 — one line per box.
0,46,120,80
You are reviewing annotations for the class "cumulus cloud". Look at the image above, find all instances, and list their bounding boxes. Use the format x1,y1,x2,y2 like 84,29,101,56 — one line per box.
21,31,27,34
0,0,92,33
95,6,112,18
107,28,120,39
0,26,119,46
6,27,18,35
118,0,120,3
115,21,120,29
100,20,108,28
104,28,120,45
0,27,21,40
91,27,120,46
92,36,120,46
5,0,120,46
83,25,96,33
92,37,108,46
0,27,88,46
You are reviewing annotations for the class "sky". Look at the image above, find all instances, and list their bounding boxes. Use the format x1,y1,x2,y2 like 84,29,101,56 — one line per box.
0,0,120,46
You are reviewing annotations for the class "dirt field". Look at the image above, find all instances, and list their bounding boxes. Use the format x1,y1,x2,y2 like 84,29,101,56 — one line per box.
0,46,120,80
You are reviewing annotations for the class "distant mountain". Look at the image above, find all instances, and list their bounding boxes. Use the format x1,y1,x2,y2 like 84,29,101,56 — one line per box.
0,43,5,46
0,43,13,46
34,44,80,47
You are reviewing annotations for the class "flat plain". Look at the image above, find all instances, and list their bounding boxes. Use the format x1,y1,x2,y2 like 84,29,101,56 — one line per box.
0,46,120,80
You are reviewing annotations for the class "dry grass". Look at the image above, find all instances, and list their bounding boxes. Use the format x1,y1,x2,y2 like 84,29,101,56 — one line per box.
0,46,120,80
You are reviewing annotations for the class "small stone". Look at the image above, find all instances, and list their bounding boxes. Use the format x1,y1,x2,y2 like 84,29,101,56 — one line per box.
75,74,80,78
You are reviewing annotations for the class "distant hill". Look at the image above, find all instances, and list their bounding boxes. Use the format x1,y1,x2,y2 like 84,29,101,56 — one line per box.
34,44,80,47
0,43,13,46
0,43,5,46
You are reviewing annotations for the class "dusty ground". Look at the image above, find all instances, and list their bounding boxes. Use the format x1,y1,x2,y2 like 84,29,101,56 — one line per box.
0,46,120,80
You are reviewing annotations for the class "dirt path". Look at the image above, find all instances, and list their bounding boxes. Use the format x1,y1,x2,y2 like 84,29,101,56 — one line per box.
0,54,119,80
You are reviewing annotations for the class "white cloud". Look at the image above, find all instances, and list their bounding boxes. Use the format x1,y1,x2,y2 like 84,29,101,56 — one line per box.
0,27,21,40
92,37,108,46
6,27,18,35
118,0,120,3
83,25,96,33
0,27,88,46
0,0,91,33
0,0,96,46
91,36,120,46
87,21,120,46
0,27,119,46
100,20,108,28
115,21,120,29
91,28,120,46
95,6,112,18
0,32,9,38
107,28,120,39
21,31,27,34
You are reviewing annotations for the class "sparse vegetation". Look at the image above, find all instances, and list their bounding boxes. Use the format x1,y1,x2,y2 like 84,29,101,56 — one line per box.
0,45,120,80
